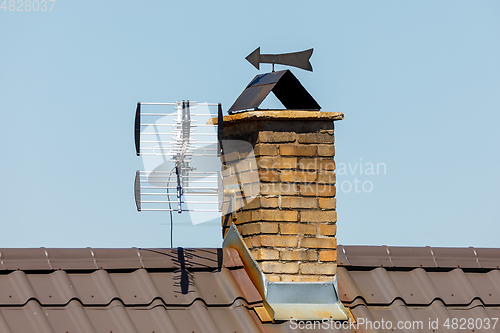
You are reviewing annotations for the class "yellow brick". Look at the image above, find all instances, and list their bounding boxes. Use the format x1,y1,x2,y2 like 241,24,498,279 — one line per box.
318,276,335,282
298,158,335,171
280,170,317,183
300,237,337,249
245,236,263,248
279,144,317,156
241,222,279,236
319,250,337,262
234,210,252,225
221,151,240,163
300,263,337,275
260,235,299,247
280,223,317,235
251,248,280,260
298,133,333,144
317,171,336,184
317,145,335,156
259,169,279,182
281,249,318,261
280,275,319,282
260,183,299,196
319,224,337,236
318,198,336,209
243,197,261,209
280,196,317,209
258,131,296,143
257,156,297,169
253,144,279,156
300,184,336,197
225,159,257,174
301,211,337,223
261,197,279,208
260,261,299,274
243,237,252,249
236,170,260,184
244,180,260,192
267,275,281,282
253,209,298,222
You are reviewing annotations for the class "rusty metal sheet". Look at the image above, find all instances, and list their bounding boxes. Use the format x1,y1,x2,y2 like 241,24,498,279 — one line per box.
228,70,321,113
227,268,263,305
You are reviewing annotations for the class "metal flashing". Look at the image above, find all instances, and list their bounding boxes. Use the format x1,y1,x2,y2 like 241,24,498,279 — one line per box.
222,223,349,321
228,70,321,113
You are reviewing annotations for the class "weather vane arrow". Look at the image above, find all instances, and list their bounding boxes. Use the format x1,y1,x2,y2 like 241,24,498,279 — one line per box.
245,47,314,72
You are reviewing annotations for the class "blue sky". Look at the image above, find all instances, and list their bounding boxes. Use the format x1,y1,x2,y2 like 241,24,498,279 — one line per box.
1,1,499,248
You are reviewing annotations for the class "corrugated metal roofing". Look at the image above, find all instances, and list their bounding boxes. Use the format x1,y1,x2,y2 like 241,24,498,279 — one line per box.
1,246,499,332
337,245,500,269
335,246,500,333
0,248,269,333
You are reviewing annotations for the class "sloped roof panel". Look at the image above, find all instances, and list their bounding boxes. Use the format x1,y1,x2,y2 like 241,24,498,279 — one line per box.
1,246,500,333
0,248,52,271
387,246,437,268
475,248,500,269
339,245,500,269
431,247,481,268
339,266,500,307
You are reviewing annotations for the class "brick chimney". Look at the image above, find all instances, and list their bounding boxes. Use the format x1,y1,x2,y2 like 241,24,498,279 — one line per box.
220,110,343,282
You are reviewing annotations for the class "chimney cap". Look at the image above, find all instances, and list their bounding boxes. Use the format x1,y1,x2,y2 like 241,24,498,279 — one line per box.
228,70,321,113
210,110,344,126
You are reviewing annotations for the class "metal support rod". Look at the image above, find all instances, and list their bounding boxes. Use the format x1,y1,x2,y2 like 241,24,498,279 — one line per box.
141,193,217,196
140,209,221,212
140,113,214,116
141,200,218,204
139,103,177,105
175,164,182,213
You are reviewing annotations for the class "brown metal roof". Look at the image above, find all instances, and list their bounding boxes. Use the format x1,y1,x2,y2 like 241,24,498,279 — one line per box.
337,245,500,269
1,246,499,332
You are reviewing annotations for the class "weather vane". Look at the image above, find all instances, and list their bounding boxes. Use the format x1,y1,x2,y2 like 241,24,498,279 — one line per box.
245,47,313,72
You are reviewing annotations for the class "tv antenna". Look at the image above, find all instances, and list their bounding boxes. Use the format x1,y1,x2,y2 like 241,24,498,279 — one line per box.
134,101,225,246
